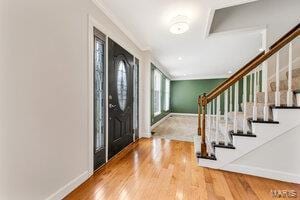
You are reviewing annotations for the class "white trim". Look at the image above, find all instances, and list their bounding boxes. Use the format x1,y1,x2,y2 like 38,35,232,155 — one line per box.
105,35,109,162
223,164,300,184
91,0,149,51
171,113,198,117
204,0,260,38
88,17,95,175
208,25,266,39
171,74,229,81
204,8,215,38
151,113,172,130
46,171,90,200
213,0,259,10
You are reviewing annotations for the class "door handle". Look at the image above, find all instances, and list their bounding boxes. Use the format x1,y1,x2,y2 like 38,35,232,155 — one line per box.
109,104,117,109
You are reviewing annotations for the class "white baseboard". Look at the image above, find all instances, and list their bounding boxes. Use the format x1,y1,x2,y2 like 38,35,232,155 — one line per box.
46,171,90,200
171,113,198,116
140,132,152,138
223,164,300,184
151,113,172,130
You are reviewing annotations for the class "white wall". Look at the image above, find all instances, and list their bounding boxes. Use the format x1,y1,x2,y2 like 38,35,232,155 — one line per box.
139,50,152,137
0,0,151,199
230,124,300,183
211,0,300,46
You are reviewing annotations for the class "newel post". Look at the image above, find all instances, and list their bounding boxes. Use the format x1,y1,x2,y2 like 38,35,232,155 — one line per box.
198,95,202,136
200,93,208,157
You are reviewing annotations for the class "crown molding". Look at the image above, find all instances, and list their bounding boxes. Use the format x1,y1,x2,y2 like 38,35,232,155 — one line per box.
171,74,229,81
92,0,150,51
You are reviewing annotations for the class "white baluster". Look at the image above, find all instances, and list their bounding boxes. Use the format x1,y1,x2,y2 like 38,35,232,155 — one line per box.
212,99,215,128
229,86,233,112
249,73,253,102
253,70,258,120
263,61,269,121
257,68,262,92
207,102,211,155
234,82,238,133
243,76,247,134
224,90,229,144
287,42,293,107
275,52,280,106
216,95,220,145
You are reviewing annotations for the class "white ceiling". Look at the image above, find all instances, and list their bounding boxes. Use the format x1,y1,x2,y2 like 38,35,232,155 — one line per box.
96,0,265,79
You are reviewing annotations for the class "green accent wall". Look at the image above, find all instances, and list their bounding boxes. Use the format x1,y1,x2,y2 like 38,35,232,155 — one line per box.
170,71,262,114
171,79,226,113
151,64,170,125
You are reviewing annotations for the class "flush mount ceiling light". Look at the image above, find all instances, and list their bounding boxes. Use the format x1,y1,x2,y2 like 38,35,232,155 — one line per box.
178,56,183,60
169,15,189,34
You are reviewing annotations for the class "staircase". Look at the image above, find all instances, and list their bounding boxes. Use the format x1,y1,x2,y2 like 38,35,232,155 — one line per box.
194,23,300,182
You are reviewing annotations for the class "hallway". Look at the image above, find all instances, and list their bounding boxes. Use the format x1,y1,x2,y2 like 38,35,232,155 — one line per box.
65,138,300,200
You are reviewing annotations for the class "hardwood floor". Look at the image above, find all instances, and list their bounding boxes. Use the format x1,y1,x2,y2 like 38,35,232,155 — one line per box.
65,138,300,200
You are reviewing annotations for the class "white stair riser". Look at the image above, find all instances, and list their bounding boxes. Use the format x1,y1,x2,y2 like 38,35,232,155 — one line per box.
198,109,300,169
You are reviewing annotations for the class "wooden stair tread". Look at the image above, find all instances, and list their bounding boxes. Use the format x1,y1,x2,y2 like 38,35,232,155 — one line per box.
271,106,300,109
213,142,236,149
196,152,217,160
229,130,257,137
249,118,279,124
293,90,300,94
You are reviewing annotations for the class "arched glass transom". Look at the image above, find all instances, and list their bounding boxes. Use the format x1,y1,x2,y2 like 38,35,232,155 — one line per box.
117,60,127,111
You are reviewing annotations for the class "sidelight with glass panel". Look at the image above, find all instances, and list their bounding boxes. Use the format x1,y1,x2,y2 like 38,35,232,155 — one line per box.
94,36,105,152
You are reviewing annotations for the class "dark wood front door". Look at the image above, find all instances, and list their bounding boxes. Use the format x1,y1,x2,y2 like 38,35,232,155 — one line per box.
108,38,134,159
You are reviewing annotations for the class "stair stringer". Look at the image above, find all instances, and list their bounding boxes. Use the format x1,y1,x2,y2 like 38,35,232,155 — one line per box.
197,109,300,169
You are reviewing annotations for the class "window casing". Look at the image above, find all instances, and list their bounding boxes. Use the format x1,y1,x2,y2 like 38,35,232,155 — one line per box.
164,79,170,111
153,70,161,116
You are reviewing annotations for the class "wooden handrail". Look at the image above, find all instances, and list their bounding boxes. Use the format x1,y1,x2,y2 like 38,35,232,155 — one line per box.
205,24,300,104
270,23,300,50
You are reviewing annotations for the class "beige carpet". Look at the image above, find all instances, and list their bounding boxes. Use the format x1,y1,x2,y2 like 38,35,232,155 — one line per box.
152,115,197,142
